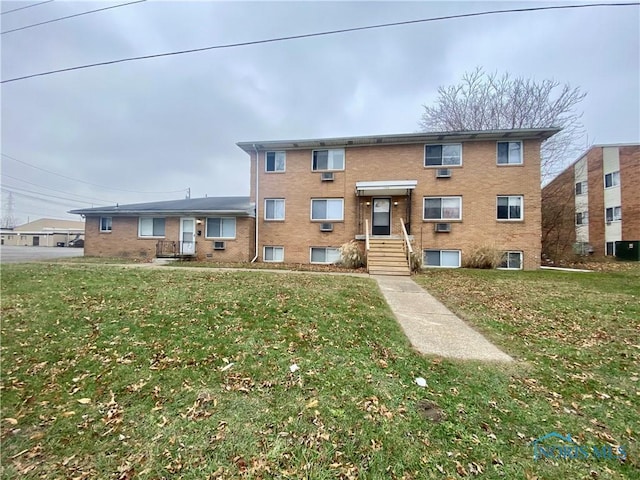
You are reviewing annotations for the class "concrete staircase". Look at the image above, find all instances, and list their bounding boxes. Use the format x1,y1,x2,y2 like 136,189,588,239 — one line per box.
367,238,410,276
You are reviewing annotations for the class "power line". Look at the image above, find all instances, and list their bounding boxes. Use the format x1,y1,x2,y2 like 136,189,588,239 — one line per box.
2,173,115,204
1,0,53,16
1,2,638,84
1,153,187,194
1,184,103,206
2,0,146,35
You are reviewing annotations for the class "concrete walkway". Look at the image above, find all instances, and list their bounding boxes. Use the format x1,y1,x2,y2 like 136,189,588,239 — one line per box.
373,275,513,362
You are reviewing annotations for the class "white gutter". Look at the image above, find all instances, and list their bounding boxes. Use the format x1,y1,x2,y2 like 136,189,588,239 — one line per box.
251,144,260,263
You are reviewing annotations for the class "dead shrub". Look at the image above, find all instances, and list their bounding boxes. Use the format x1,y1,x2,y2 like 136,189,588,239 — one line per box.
463,245,504,269
338,240,365,269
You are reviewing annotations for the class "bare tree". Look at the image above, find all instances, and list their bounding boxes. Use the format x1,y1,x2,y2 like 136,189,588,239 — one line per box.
419,67,587,182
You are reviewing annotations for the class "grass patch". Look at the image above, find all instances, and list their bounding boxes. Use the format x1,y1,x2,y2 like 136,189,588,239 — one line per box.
1,264,638,478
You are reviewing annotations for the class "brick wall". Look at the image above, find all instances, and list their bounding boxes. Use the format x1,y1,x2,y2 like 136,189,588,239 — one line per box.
587,148,605,255
251,139,544,269
84,215,254,262
620,146,640,240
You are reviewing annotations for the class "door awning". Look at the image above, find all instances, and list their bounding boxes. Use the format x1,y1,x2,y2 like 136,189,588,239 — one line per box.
355,180,417,196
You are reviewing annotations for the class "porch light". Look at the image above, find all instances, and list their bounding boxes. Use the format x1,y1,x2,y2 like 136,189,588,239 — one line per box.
366,201,371,206
394,202,399,206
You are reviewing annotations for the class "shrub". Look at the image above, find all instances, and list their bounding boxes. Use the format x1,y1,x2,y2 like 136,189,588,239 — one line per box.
338,240,365,269
463,245,504,269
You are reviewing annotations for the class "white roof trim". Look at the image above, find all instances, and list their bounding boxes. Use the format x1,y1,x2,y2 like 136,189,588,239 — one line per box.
355,180,417,196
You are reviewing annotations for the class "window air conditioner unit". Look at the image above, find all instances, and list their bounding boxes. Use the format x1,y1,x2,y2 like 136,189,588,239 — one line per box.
436,168,451,178
320,223,334,232
434,223,451,233
321,172,334,181
213,241,226,250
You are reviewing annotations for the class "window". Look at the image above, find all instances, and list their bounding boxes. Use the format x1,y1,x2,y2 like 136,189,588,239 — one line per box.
310,247,341,264
139,217,165,237
425,144,462,167
265,199,285,220
499,251,523,270
497,196,523,220
576,211,588,225
497,141,523,165
604,171,620,188
423,250,461,268
311,199,344,221
206,217,236,238
100,216,112,232
605,206,622,222
575,181,588,195
606,242,615,256
312,149,344,171
264,246,284,262
423,197,462,221
265,151,286,172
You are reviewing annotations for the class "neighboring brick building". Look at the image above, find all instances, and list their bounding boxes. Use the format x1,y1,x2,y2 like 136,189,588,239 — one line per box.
238,128,559,270
70,197,255,262
542,144,640,258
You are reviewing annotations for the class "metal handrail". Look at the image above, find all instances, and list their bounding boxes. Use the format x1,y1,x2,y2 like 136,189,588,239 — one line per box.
400,218,413,255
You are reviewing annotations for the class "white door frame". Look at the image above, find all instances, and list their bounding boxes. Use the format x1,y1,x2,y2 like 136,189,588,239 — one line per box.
180,217,196,255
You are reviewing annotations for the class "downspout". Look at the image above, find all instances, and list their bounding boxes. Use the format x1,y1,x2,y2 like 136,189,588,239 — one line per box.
251,144,260,262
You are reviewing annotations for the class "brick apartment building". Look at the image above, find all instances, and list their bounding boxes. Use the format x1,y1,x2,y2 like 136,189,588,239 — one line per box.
542,144,640,259
238,128,559,271
71,128,558,272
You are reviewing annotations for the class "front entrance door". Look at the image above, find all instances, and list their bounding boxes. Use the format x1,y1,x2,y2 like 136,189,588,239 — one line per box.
33,236,40,246
180,218,196,255
372,198,391,235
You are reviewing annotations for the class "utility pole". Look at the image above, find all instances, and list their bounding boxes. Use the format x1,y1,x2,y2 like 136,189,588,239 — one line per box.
186,188,191,199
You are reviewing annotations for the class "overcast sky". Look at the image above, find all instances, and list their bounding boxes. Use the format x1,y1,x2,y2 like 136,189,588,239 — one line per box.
1,0,639,224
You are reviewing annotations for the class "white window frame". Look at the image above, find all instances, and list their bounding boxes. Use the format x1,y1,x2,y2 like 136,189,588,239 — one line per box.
264,199,285,221
605,206,622,222
311,149,345,171
575,211,588,226
496,195,524,221
265,151,286,173
310,247,341,264
423,249,461,268
604,171,620,188
100,216,112,232
205,217,236,239
497,141,523,165
575,181,588,195
138,217,165,237
424,143,462,167
263,246,284,262
422,196,462,221
310,198,344,221
498,251,523,270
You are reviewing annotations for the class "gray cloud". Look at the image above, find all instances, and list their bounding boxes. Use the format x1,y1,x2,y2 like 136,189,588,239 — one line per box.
2,1,638,222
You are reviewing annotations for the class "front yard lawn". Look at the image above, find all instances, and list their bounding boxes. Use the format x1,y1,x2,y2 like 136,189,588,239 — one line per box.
1,264,638,478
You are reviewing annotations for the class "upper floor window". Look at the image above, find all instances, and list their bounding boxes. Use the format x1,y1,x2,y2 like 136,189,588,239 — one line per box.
575,181,588,195
265,199,285,220
497,141,523,165
311,199,344,221
265,151,286,172
604,171,620,188
606,206,622,222
100,216,112,232
423,197,462,221
424,144,462,167
576,211,588,225
312,149,344,171
206,217,236,238
139,217,165,237
497,195,523,220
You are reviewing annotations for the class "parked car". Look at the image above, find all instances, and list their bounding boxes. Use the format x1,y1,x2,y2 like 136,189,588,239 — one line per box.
68,239,84,248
